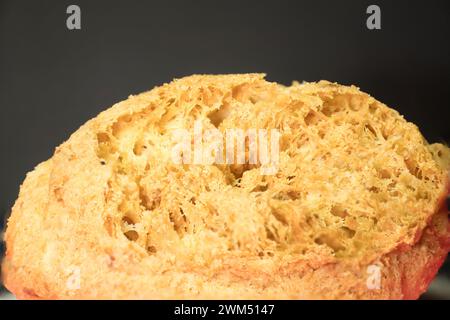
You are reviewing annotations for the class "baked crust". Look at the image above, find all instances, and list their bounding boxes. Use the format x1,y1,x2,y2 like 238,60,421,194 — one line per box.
2,74,450,299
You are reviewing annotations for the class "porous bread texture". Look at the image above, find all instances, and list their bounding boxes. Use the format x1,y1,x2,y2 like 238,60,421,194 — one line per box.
3,74,450,299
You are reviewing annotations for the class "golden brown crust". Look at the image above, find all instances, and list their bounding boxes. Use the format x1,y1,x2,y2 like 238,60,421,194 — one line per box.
3,74,450,299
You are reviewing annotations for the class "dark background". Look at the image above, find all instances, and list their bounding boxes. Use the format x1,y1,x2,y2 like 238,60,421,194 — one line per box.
1,0,449,297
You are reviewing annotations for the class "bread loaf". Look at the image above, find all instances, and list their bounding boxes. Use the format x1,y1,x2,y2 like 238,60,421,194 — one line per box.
3,74,449,299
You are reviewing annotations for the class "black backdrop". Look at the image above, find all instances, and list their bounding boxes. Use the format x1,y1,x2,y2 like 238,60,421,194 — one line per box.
1,0,449,294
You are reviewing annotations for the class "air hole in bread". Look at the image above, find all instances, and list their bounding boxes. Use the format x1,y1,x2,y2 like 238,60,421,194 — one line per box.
97,132,110,144
405,158,423,180
314,234,345,252
147,245,157,254
341,227,356,238
378,168,392,179
330,205,348,218
321,102,342,117
169,207,188,236
124,230,139,241
368,103,377,113
122,216,135,225
250,184,268,193
304,111,320,126
139,187,161,211
273,190,301,201
231,83,251,101
208,103,231,127
112,115,133,137
365,124,377,138
133,139,147,156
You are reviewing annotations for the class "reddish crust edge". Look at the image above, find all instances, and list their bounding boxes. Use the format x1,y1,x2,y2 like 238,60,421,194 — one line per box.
396,181,450,300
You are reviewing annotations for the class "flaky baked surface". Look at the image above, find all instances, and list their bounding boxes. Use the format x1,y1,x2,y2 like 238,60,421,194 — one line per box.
3,74,450,299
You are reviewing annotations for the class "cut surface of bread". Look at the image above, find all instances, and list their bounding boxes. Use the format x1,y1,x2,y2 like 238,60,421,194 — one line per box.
3,74,450,299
